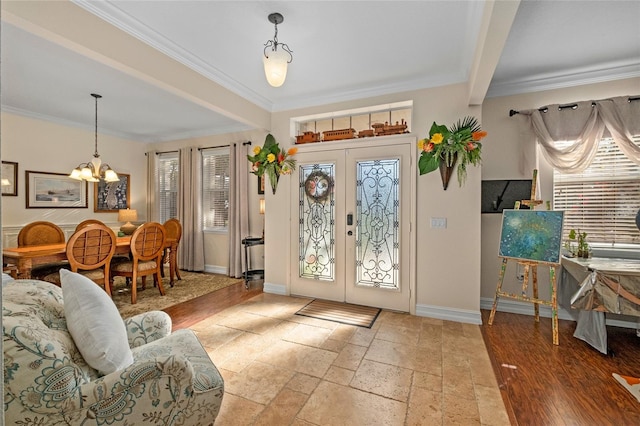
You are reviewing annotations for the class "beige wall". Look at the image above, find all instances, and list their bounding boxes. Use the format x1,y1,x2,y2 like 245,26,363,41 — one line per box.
4,77,637,319
0,114,268,273
149,129,269,273
1,112,146,236
270,82,483,320
480,77,640,304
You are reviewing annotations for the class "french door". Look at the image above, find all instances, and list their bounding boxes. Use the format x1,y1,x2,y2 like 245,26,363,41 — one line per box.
290,140,414,312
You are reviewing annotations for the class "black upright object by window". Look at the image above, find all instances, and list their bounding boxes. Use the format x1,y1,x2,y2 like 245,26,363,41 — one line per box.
636,208,640,231
481,180,533,213
242,237,264,289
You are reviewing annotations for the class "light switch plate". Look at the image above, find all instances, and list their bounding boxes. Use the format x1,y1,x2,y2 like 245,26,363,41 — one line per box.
430,217,447,229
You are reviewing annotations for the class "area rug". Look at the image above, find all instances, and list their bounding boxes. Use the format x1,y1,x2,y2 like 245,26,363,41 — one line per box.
613,373,640,403
295,299,381,328
112,270,242,318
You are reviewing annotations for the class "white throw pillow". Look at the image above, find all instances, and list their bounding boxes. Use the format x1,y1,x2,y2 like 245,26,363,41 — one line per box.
61,269,133,375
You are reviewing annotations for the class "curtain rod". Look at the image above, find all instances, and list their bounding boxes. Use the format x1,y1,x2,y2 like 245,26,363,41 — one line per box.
145,150,178,156
509,96,640,117
198,141,252,151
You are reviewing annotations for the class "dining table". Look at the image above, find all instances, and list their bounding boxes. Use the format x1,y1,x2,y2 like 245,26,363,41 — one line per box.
3,236,179,285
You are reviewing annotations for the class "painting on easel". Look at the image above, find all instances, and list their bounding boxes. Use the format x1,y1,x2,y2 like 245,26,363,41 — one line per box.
499,210,565,264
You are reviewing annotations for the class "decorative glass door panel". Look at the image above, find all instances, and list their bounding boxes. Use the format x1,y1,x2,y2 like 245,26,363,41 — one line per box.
298,163,335,281
356,159,400,290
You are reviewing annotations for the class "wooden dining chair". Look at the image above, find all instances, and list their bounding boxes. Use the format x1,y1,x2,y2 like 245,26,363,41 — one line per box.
44,223,117,294
18,221,65,247
110,222,166,304
17,221,68,281
76,219,129,264
161,218,182,283
75,219,105,232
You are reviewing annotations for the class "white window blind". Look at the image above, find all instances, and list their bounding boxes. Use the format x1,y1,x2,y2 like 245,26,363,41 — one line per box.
158,152,179,223
202,148,230,231
553,136,640,246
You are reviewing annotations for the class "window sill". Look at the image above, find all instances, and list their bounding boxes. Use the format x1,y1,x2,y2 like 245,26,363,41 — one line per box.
204,228,228,235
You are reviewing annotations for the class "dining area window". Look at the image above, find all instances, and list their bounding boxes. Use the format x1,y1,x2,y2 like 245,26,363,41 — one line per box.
158,152,179,223
202,148,230,231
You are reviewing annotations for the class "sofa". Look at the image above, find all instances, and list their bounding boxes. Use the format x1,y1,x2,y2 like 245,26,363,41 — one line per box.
3,275,224,425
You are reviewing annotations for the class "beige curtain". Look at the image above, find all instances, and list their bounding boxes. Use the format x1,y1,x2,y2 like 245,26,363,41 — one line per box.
145,150,159,223
177,147,205,271
519,95,640,173
228,142,251,278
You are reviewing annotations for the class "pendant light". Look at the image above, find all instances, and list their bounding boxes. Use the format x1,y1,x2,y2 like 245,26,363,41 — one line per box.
263,13,293,87
69,93,119,183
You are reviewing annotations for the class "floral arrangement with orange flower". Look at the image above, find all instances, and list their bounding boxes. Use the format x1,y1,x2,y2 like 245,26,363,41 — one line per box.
418,116,487,186
247,133,297,194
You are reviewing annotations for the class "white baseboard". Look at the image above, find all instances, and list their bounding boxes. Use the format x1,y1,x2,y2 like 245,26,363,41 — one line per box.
480,296,638,329
263,282,287,295
415,304,482,325
204,265,227,275
479,297,577,322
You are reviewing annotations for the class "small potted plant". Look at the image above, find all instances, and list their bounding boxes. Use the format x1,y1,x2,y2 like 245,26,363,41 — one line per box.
565,229,590,258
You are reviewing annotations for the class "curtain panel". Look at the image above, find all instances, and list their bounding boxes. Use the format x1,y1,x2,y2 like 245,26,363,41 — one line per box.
228,142,250,278
518,95,640,173
178,147,205,271
145,150,159,223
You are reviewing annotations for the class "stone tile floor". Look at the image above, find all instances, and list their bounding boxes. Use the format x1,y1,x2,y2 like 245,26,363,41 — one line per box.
190,293,510,425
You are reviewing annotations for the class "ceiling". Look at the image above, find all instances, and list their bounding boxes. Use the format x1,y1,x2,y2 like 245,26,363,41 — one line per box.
1,1,639,143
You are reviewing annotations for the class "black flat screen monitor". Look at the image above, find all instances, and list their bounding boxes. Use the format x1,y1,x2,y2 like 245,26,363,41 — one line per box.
481,179,533,213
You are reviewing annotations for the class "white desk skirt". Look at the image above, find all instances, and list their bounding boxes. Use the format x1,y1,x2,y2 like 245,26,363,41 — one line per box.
562,256,640,354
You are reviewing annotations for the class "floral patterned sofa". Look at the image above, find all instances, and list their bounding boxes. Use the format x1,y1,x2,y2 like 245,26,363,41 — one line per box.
3,278,224,425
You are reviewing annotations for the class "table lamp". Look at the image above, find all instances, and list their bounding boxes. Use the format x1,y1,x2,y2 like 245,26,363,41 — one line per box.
118,208,138,235
259,198,265,239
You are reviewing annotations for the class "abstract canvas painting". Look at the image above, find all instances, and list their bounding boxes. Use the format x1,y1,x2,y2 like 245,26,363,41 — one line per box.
499,210,564,264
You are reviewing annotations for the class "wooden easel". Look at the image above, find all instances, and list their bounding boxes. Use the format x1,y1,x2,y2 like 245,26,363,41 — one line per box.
487,170,560,345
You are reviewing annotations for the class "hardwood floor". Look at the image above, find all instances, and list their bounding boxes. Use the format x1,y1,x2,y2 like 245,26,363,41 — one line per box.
164,279,263,331
481,309,640,426
165,283,640,425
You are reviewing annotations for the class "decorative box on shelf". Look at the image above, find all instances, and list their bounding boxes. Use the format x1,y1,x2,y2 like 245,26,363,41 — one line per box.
358,129,374,138
296,131,321,144
322,128,356,141
372,119,409,136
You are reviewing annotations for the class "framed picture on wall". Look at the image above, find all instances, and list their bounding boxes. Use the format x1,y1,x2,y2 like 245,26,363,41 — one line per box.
26,170,88,208
94,173,130,212
2,161,18,196
258,175,265,195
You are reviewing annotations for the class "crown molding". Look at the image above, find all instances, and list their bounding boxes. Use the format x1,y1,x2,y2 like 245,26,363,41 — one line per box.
73,0,470,114
486,62,640,98
72,0,274,111
271,72,467,112
0,105,137,141
1,105,250,143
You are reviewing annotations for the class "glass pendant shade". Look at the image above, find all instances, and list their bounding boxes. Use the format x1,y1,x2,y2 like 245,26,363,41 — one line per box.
69,168,83,180
103,169,120,182
263,48,289,87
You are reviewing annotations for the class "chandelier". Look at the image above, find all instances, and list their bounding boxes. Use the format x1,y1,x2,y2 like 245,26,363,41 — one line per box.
263,12,293,87
69,93,119,183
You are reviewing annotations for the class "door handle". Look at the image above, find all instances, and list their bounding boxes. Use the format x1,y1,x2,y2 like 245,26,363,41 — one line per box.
347,213,353,226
